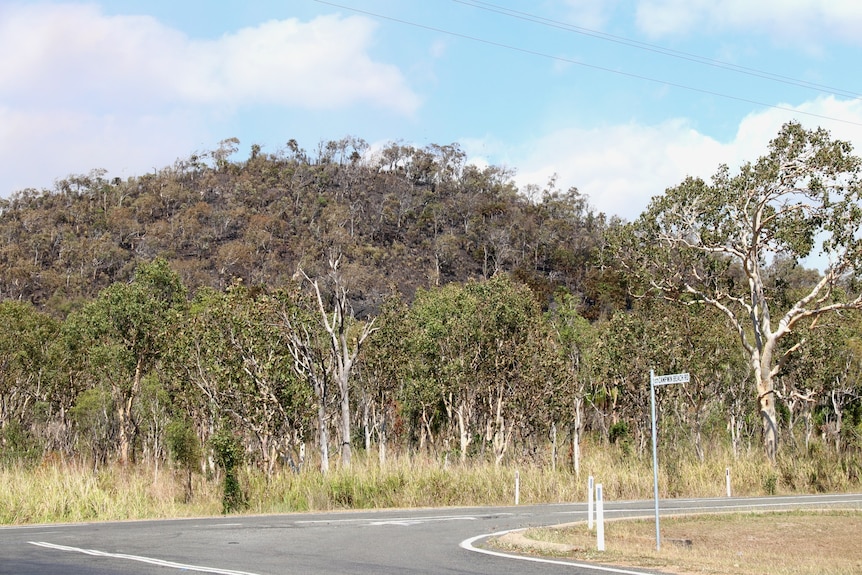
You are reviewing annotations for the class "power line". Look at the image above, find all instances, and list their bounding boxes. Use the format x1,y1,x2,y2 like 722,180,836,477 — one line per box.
313,0,862,128
455,0,862,102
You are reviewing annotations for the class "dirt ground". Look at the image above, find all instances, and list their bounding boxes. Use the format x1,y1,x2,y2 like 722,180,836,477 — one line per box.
491,510,862,575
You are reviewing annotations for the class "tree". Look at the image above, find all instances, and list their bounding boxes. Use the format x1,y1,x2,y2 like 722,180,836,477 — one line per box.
293,256,376,469
618,122,862,460
173,283,312,475
0,302,59,437
404,274,542,464
548,292,597,475
76,258,186,464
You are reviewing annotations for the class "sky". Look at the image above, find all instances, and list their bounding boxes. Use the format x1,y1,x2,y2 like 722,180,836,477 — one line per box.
2,0,862,223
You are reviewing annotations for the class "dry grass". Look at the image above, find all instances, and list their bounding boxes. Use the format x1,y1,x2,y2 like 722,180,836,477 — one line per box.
506,511,862,575
1,440,860,526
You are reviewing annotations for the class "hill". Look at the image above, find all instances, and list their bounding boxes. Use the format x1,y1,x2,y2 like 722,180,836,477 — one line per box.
0,137,620,317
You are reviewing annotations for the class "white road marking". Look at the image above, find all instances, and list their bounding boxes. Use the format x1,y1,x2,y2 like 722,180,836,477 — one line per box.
460,529,655,575
296,512,510,527
464,495,862,573
369,515,479,526
29,541,263,575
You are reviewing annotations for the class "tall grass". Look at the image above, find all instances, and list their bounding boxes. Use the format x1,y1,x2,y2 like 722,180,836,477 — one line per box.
2,440,859,525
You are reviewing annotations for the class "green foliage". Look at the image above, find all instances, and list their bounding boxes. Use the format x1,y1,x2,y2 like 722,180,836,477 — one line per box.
608,421,629,445
0,420,41,464
615,122,862,459
4,125,862,483
70,387,114,466
210,428,246,513
166,419,200,470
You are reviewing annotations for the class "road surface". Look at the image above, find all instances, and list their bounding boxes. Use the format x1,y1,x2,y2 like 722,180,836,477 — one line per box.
2,493,860,575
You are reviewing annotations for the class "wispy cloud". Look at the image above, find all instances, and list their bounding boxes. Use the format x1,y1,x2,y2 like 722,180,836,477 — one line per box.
510,96,862,221
635,0,862,45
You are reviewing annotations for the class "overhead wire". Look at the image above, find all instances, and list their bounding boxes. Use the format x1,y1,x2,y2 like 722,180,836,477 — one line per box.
455,0,862,102
312,0,862,128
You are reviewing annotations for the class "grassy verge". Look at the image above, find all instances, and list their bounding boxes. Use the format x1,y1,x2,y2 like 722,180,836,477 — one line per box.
500,510,862,575
1,441,860,525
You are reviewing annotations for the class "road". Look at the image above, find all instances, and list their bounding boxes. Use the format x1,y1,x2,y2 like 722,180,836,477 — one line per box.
2,493,860,575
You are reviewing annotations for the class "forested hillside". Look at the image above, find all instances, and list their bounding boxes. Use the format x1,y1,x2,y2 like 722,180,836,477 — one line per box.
0,137,617,318
1,130,861,492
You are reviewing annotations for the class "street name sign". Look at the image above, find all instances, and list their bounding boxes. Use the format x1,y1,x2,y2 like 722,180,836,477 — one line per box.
652,372,689,386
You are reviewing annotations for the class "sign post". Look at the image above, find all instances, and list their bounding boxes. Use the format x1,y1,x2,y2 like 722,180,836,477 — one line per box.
650,370,688,552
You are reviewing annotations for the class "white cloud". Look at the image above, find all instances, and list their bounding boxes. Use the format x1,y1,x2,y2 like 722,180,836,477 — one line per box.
0,105,203,194
0,3,419,195
561,0,619,29
635,0,862,44
0,4,419,113
510,97,862,222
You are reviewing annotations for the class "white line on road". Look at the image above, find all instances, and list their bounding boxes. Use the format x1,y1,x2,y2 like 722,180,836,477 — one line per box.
295,512,511,527
459,530,655,575
29,541,263,575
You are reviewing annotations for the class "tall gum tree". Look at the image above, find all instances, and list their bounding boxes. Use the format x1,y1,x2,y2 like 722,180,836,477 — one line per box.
617,122,862,460
78,258,187,465
289,256,376,470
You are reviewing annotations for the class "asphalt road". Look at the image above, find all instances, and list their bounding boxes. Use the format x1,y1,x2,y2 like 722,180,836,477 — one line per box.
3,493,861,575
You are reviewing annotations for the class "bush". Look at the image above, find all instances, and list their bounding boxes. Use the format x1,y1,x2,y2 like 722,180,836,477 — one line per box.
210,429,246,513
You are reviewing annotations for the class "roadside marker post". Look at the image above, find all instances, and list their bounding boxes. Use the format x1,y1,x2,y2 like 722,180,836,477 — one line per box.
588,475,595,530
650,370,688,552
596,483,605,552
726,467,731,498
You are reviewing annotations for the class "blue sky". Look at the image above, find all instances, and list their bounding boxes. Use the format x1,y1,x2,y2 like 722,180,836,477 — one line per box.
2,0,862,221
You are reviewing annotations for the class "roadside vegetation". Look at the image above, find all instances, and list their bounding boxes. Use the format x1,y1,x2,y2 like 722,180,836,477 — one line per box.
1,123,862,527
2,440,859,525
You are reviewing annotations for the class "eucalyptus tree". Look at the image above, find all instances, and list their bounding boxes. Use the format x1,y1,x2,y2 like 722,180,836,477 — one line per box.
405,274,543,464
74,258,187,465
617,122,862,460
547,292,597,475
357,295,409,464
0,302,58,431
175,282,312,475
0,301,60,460
777,311,862,452
290,256,376,469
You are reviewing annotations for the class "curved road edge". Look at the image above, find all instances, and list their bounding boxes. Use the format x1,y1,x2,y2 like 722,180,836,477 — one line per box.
459,493,862,575
460,528,658,575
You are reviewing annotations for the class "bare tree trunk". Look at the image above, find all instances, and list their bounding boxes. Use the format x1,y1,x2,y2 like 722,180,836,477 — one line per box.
116,358,143,466
378,414,387,466
756,373,778,462
457,403,471,464
362,393,372,453
831,389,844,453
550,422,557,473
339,372,352,467
317,398,329,474
300,257,377,470
573,396,583,478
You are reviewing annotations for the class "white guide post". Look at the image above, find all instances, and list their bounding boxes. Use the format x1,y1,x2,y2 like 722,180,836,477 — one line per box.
726,467,731,498
596,483,605,552
588,475,595,530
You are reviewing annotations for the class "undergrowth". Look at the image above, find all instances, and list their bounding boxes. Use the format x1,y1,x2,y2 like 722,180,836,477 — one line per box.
1,440,859,525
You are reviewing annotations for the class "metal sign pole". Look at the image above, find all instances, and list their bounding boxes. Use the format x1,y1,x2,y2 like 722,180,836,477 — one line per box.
650,370,661,551
650,370,689,552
